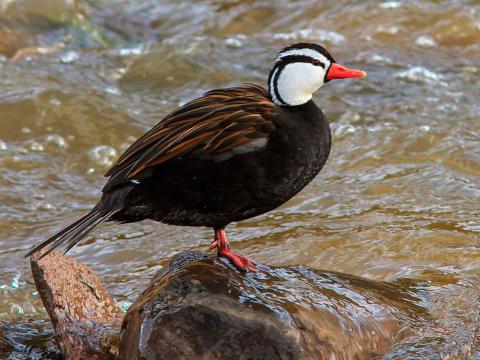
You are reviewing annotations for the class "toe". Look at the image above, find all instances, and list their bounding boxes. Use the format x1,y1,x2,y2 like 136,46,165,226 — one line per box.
218,249,257,272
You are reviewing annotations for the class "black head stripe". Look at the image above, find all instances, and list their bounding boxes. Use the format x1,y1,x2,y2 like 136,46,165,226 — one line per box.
272,65,287,105
279,42,336,63
276,55,325,68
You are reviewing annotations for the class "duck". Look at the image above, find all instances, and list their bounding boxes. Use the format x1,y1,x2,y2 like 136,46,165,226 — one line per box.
25,42,366,271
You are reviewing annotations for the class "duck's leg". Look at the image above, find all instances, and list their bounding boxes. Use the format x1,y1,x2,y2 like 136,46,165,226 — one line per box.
210,228,256,271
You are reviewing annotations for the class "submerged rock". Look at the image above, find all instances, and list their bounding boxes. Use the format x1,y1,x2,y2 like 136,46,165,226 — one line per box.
120,251,423,360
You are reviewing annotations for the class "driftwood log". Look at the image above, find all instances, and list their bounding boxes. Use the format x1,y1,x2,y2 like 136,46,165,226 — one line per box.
30,250,122,359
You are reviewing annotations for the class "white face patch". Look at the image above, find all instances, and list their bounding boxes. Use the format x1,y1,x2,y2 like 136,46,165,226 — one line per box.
269,47,331,106
275,62,327,106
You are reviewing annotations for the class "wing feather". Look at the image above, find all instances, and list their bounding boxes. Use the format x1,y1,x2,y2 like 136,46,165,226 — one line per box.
104,83,277,190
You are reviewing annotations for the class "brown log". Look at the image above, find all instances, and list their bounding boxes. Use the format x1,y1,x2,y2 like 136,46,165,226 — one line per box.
30,250,122,359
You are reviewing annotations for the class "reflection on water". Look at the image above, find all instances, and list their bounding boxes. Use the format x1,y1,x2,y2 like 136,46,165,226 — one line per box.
0,0,479,358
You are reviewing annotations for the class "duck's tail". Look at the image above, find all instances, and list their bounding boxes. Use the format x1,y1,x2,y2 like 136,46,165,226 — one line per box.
25,208,116,259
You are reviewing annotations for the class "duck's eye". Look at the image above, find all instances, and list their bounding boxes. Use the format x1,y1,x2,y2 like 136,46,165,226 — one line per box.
311,59,324,68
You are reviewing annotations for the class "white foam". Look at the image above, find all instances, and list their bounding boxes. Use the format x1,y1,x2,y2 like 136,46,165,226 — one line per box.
415,35,437,48
59,51,79,64
376,25,400,35
379,1,401,9
355,52,393,65
89,145,118,167
28,141,44,152
395,66,445,85
273,29,345,45
45,134,68,149
117,47,143,56
225,37,244,48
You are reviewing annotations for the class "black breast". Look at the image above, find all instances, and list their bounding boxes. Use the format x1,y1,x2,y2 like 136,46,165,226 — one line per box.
254,100,332,209
111,100,331,228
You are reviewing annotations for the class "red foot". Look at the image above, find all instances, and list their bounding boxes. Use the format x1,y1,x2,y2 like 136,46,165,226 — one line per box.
218,247,257,272
211,228,257,272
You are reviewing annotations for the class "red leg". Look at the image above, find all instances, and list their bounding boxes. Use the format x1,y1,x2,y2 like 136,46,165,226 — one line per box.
210,228,257,272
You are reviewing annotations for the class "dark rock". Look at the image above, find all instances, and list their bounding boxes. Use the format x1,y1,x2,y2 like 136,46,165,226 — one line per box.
30,250,122,360
120,251,424,360
0,321,62,360
0,331,13,359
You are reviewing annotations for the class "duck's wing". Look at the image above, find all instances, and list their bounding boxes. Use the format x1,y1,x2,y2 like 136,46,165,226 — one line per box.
103,84,278,190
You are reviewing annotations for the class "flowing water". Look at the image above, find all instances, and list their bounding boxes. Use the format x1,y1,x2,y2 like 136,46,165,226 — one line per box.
0,0,479,358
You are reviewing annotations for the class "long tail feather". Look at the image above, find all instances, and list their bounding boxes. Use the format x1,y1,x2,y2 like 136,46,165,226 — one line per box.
25,209,115,258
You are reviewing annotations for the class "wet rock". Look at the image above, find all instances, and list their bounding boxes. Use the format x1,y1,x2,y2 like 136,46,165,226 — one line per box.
29,250,434,359
0,322,62,359
120,251,422,360
0,332,13,358
30,250,122,359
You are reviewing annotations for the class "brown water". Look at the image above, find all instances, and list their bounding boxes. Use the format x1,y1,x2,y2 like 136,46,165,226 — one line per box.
0,0,479,358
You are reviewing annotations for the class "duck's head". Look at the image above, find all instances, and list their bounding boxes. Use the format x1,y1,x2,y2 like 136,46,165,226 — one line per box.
268,43,366,107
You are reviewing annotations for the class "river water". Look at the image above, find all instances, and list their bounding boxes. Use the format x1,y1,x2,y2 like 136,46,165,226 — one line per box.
0,0,479,358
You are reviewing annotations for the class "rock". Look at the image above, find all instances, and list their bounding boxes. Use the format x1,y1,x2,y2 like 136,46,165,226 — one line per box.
120,251,421,360
0,322,62,359
29,249,431,359
0,331,13,359
30,250,122,359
